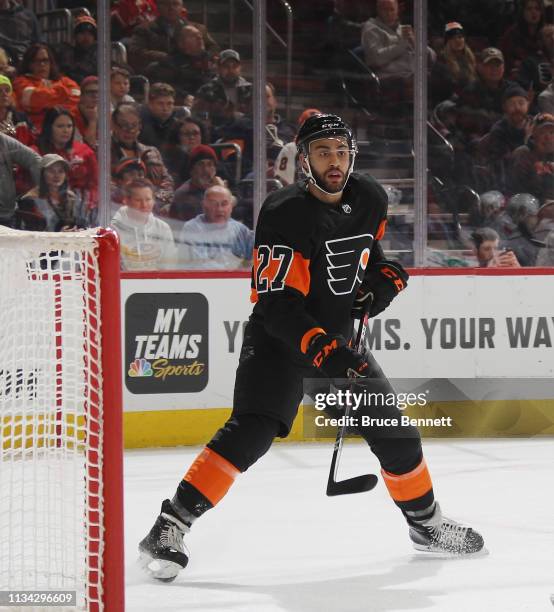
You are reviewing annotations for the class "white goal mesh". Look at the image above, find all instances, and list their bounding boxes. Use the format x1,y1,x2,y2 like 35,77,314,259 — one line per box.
0,227,122,612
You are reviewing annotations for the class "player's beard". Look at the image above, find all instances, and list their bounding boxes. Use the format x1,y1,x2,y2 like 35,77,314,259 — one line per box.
312,167,346,193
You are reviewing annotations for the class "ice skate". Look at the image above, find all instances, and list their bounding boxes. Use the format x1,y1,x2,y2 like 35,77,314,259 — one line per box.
138,499,190,582
407,502,485,555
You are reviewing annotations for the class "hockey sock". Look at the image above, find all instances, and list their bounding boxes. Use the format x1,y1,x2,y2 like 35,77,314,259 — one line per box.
172,448,240,524
381,457,435,512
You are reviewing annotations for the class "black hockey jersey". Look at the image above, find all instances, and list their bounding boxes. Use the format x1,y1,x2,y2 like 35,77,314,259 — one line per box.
250,173,388,355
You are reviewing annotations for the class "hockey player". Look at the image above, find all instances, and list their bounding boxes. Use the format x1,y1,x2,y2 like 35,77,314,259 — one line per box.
139,114,485,582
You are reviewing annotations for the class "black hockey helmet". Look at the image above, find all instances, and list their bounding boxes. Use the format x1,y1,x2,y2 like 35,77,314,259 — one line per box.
296,114,356,155
295,113,357,195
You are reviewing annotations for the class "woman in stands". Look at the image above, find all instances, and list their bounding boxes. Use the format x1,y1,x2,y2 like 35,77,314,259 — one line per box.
35,106,98,224
12,43,80,131
16,153,86,232
430,22,477,106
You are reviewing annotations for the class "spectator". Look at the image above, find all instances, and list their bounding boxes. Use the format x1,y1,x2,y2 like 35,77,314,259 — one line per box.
170,144,223,220
499,0,546,78
163,116,206,187
145,25,214,105
111,156,147,207
515,24,554,102
58,15,98,85
195,49,252,118
111,0,158,40
361,0,435,104
128,0,218,73
110,67,134,111
0,74,33,145
0,0,41,62
0,131,40,227
456,48,516,143
111,177,177,270
12,43,80,132
178,184,253,269
111,102,174,211
473,190,506,228
493,192,541,265
510,112,554,202
477,85,532,175
430,22,477,106
74,75,98,149
470,227,521,267
35,106,98,220
139,82,187,156
16,153,86,232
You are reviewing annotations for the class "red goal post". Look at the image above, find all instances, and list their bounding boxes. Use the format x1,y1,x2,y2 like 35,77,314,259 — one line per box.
0,227,124,612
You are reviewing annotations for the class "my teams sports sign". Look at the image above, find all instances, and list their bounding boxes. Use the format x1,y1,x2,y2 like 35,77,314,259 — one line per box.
125,292,208,394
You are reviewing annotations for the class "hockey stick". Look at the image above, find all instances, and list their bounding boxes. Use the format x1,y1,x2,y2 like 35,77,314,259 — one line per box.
326,299,379,496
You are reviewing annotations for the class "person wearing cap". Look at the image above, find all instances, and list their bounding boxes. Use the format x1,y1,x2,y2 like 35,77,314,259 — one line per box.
16,153,86,232
111,157,147,208
477,85,532,173
499,0,546,79
111,102,175,211
144,24,215,106
195,49,252,119
430,22,477,106
128,0,218,74
178,184,253,270
0,74,33,145
0,131,40,226
510,113,554,204
111,177,177,271
169,144,224,221
455,47,517,143
58,15,97,85
0,0,41,61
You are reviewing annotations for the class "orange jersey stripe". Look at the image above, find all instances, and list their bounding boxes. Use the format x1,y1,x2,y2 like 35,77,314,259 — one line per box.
183,447,240,506
376,219,387,241
300,327,326,354
381,458,433,502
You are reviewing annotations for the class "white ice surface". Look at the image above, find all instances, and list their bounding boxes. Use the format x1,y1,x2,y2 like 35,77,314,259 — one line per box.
125,439,554,612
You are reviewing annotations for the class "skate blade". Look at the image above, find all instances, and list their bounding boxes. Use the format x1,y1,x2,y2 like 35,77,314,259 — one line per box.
138,551,182,582
412,543,489,558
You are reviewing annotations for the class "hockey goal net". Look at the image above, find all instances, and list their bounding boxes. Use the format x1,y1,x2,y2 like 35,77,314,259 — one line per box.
0,227,123,611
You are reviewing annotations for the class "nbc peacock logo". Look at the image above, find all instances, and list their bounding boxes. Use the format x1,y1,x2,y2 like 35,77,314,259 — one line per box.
128,358,153,377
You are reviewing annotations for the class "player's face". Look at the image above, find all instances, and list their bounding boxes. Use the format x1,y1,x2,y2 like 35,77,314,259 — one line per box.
307,137,351,193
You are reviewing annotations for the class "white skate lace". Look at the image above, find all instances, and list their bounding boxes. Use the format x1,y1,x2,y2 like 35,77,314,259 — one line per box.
427,520,469,552
160,514,188,553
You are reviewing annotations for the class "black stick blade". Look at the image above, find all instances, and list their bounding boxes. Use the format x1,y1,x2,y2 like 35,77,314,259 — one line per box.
326,473,378,496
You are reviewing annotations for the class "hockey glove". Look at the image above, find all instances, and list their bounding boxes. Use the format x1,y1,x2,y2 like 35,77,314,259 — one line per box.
353,260,409,319
306,333,369,379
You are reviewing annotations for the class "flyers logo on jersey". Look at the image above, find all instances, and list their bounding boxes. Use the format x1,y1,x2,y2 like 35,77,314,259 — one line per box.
325,234,373,295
